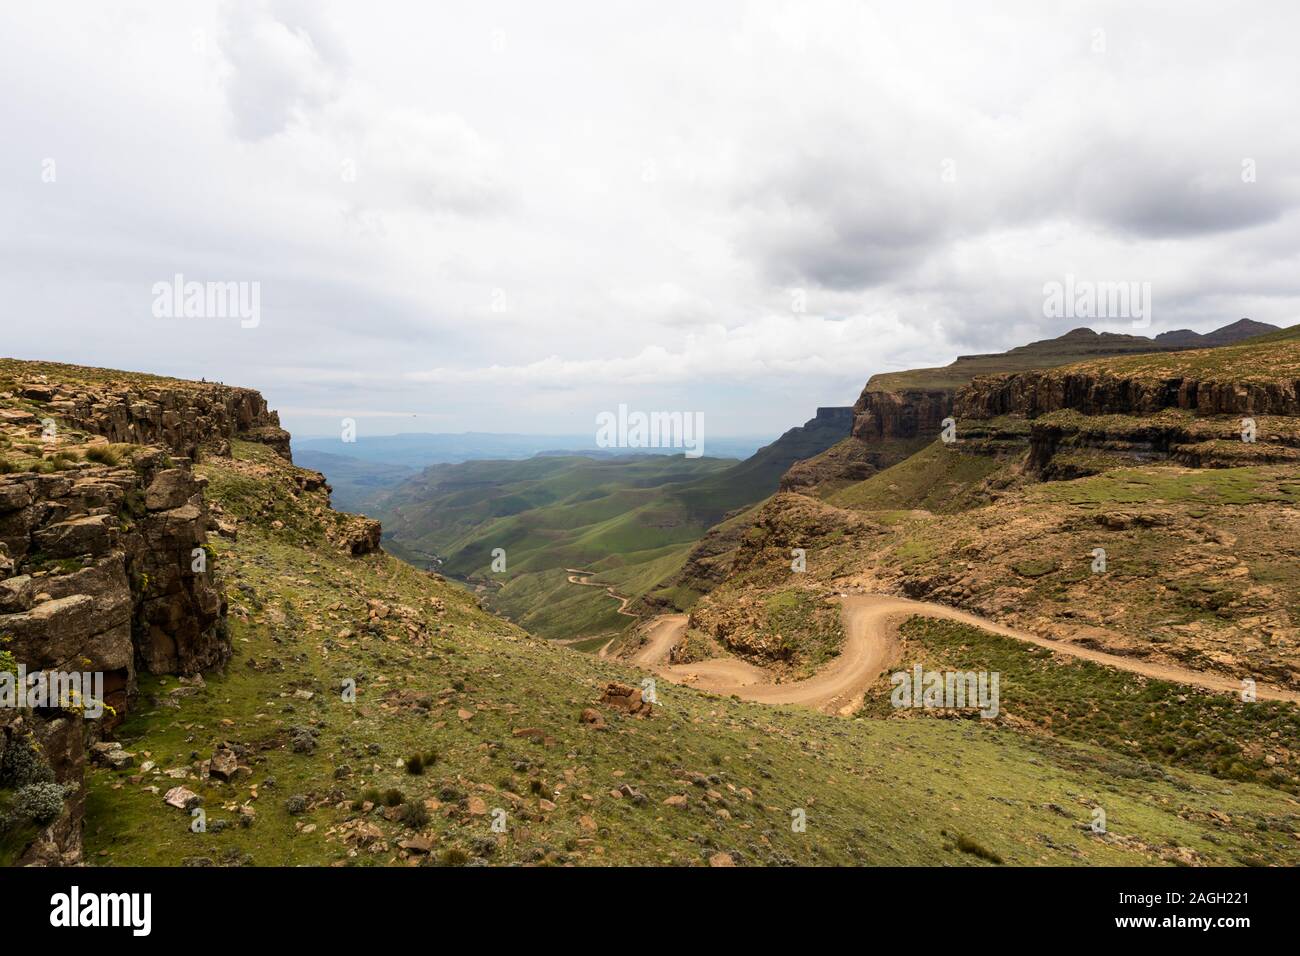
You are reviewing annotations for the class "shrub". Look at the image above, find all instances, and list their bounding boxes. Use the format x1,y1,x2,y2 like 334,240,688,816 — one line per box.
955,833,1004,864
0,736,54,790
404,754,424,775
397,801,429,829
9,782,68,825
83,444,124,466
381,788,405,807
437,847,469,867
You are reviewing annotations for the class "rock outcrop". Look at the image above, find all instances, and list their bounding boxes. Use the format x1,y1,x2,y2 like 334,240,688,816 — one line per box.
0,446,231,864
0,450,228,703
780,320,1280,495
2,361,292,462
956,368,1300,420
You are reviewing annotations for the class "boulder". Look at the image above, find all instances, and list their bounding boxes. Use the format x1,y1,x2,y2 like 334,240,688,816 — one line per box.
163,786,202,811
144,469,193,511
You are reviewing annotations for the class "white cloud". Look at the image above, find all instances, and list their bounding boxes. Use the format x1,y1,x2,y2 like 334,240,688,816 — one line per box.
1,0,1298,437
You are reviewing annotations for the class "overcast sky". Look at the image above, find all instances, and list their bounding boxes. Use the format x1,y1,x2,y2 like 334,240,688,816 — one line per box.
3,1,1298,439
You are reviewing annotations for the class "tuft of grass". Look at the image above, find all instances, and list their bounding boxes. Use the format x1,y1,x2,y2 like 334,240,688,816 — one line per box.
955,834,1004,864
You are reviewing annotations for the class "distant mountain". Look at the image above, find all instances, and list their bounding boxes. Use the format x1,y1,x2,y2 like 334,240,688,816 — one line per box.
781,318,1281,494
292,431,770,471
1153,318,1277,348
293,449,414,514
372,408,852,639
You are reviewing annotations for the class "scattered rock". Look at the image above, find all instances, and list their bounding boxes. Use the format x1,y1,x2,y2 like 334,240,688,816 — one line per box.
163,786,201,811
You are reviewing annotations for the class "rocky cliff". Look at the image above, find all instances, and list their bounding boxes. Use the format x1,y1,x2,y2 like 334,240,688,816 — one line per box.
781,320,1280,495
957,368,1300,420
0,360,367,865
0,359,292,463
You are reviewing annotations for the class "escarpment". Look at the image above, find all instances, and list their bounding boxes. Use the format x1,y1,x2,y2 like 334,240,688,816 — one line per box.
956,368,1300,420
0,359,374,865
780,322,1280,495
0,358,292,463
952,330,1300,477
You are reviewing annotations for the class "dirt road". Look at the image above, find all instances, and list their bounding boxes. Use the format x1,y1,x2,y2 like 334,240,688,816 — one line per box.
564,568,637,617
634,594,1300,714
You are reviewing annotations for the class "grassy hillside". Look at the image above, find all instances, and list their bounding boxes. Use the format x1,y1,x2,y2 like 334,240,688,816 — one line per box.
1052,321,1300,381
80,441,1300,866
294,449,414,515
374,409,851,641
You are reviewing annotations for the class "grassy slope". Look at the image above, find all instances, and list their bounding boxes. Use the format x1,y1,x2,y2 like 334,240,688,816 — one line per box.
80,444,1300,866
376,409,851,641
827,442,1009,513
1052,322,1300,381
866,617,1300,799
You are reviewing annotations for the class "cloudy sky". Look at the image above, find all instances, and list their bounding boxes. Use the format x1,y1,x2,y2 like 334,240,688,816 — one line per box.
3,1,1298,439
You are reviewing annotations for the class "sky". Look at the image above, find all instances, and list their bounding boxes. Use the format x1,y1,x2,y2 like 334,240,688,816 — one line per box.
2,0,1298,439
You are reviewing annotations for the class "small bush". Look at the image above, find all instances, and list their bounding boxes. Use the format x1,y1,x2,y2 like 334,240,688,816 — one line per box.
397,801,429,829
404,754,424,775
83,444,124,466
0,736,55,790
955,833,1003,864
9,783,68,826
437,847,469,867
381,788,405,807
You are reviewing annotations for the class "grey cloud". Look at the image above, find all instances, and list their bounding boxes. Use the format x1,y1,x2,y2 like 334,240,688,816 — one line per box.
219,0,348,141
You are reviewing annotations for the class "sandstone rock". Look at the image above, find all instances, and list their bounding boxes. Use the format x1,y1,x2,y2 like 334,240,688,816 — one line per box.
340,518,383,556
32,514,113,558
599,682,653,717
144,469,193,511
210,748,239,781
163,786,201,811
103,749,134,770
0,574,35,612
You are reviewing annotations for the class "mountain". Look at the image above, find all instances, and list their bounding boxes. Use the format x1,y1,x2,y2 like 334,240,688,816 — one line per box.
651,318,1287,614
641,324,1300,805
292,431,770,471
293,449,414,515
4,355,1298,869
1153,318,1277,348
371,407,853,641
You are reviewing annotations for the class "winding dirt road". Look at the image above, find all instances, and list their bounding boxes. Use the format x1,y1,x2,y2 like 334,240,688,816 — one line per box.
633,594,1300,714
565,568,637,618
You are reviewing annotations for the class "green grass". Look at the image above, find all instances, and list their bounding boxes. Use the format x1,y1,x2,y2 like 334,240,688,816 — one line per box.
78,445,1300,866
865,617,1300,796
1027,466,1300,508
828,441,1007,513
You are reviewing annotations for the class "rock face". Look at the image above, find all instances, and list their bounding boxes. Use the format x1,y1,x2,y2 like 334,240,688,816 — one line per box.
0,449,228,717
9,368,291,462
956,369,1300,420
851,388,954,442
